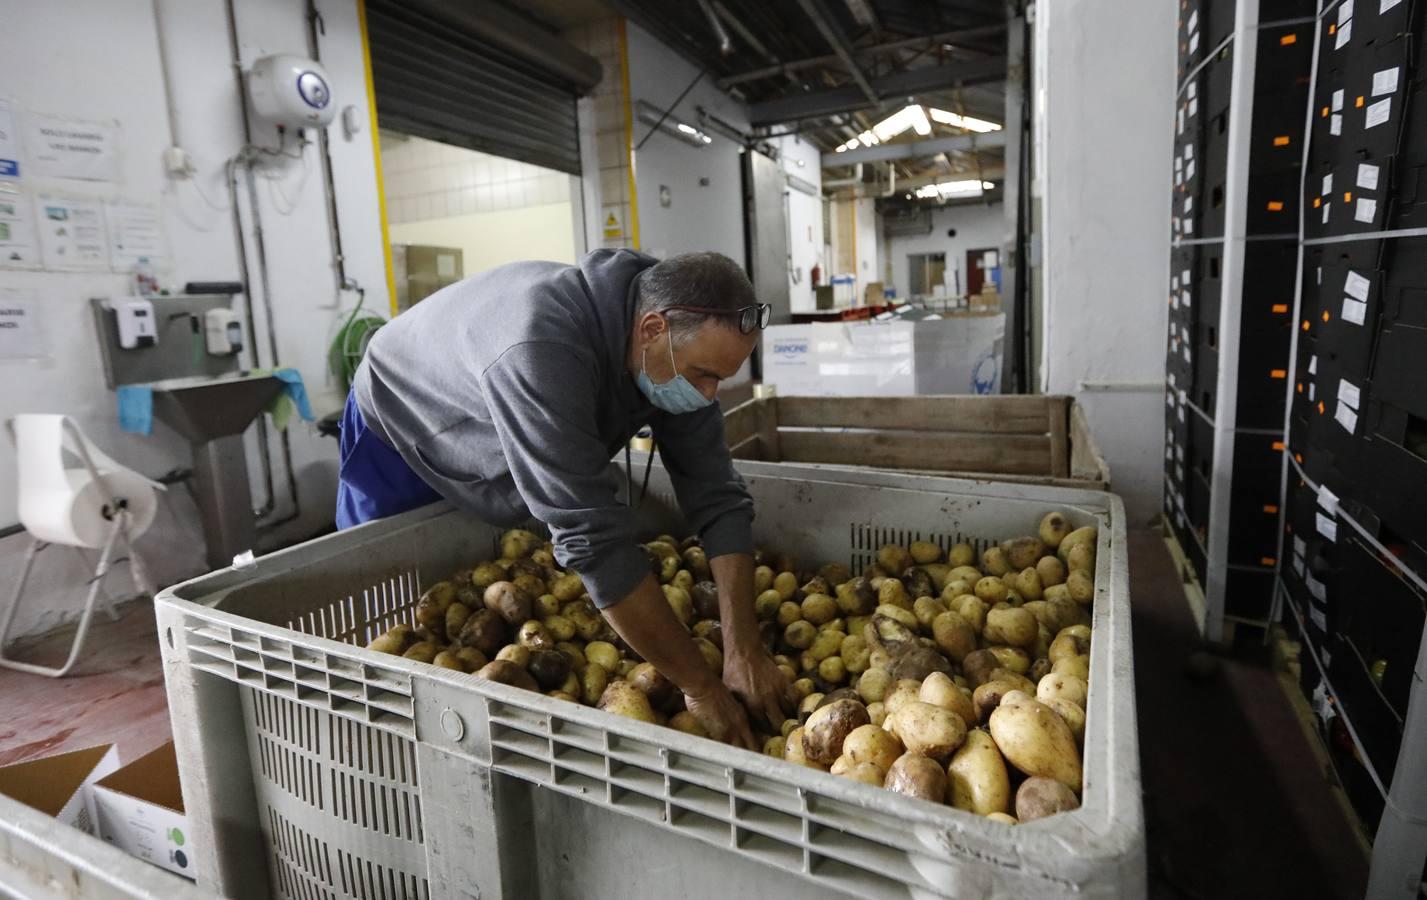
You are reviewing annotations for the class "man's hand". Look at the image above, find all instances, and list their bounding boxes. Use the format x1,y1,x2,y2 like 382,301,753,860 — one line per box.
684,682,758,750
724,645,793,732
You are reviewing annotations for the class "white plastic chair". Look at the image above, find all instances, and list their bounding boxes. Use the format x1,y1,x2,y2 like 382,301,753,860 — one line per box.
0,415,163,677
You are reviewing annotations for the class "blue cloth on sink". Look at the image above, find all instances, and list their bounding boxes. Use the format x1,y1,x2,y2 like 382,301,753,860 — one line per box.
116,385,154,435
265,367,315,430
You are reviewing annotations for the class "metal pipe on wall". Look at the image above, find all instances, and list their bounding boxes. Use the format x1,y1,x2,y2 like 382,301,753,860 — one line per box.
696,0,733,56
224,0,300,528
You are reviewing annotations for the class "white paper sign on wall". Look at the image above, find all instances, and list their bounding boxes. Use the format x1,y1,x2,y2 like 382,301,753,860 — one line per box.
0,184,38,268
0,100,20,178
0,289,49,361
36,194,108,269
22,114,119,182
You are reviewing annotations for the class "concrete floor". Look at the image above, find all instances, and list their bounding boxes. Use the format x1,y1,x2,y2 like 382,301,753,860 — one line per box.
0,528,1372,897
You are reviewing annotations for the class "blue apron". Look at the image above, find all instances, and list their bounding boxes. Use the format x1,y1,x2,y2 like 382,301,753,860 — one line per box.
336,391,442,530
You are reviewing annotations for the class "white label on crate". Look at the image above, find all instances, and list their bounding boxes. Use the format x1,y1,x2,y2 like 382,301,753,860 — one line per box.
1294,535,1307,558
1382,0,1401,11
1344,270,1370,301
1323,200,1332,223
1336,19,1352,49
1294,555,1306,576
1177,509,1187,528
1189,96,1199,117
1179,403,1186,422
1178,109,1186,134
1167,391,1176,409
1331,114,1343,135
1176,443,1184,461
1185,143,1194,160
1189,30,1200,53
1323,173,1334,195
1336,401,1358,433
1183,268,1192,285
1172,292,1180,309
1339,378,1361,409
1339,0,1354,23
1342,295,1368,324
1186,196,1194,213
1169,371,1178,387
1373,67,1401,97
1183,343,1192,362
1175,168,1184,186
1166,441,1174,460
1355,197,1378,223
1188,9,1198,31
1317,266,1323,285
1316,512,1339,541
1309,354,1318,374
1358,163,1380,189
1310,381,1316,401
1184,216,1195,235
1183,289,1192,307
1332,89,1345,112
1366,97,1392,129
1186,158,1197,180
1172,273,1180,290
1318,485,1340,515
1310,603,1328,631
1176,462,1185,481
1307,572,1326,601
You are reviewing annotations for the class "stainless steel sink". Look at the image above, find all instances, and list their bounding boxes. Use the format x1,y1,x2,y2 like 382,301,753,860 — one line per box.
150,372,283,442
145,372,286,570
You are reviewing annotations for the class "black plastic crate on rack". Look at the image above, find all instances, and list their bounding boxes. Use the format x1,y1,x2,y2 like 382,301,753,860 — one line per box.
1357,396,1427,555
1333,532,1427,720
1225,567,1276,622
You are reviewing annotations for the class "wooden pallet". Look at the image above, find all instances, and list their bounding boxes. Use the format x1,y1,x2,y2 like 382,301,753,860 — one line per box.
722,394,1111,490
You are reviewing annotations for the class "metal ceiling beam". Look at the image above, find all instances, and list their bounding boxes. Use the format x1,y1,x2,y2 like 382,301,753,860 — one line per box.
748,55,1006,125
820,130,1008,165
718,23,1006,88
794,0,879,104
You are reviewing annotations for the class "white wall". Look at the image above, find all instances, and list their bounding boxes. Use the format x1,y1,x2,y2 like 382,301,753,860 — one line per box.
381,131,576,274
770,135,823,312
626,22,748,262
390,205,576,276
0,0,386,638
1036,0,1175,524
854,197,880,289
380,132,574,226
886,203,1004,299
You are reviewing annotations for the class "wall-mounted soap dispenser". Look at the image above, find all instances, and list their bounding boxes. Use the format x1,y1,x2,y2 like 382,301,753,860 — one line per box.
204,308,243,356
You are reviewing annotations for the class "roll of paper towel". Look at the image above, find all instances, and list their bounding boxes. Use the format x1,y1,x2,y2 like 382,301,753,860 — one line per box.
24,469,159,548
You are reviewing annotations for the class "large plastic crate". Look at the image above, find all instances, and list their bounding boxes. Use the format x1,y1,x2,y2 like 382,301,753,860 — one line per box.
155,460,1142,900
0,792,214,900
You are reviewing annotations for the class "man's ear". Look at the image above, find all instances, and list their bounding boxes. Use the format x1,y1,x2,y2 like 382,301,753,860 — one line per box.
636,311,666,345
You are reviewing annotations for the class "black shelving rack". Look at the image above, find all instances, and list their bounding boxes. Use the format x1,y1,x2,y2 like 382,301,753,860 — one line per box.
1269,0,1427,894
1166,0,1315,642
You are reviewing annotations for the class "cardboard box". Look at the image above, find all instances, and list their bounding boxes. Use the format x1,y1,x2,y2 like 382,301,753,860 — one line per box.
91,742,195,880
0,743,120,834
762,313,1004,397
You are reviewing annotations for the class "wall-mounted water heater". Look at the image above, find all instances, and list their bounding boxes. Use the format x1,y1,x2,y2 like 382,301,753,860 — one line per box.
247,54,335,129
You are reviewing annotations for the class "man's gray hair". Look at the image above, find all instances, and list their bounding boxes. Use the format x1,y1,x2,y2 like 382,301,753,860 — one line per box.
635,252,758,346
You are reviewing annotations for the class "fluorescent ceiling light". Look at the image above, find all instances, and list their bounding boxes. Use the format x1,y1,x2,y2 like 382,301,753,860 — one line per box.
983,181,995,189
927,108,1002,132
634,100,712,148
858,130,879,147
871,105,933,142
915,179,986,199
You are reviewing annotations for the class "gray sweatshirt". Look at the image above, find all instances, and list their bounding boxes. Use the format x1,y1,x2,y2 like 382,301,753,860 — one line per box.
352,249,754,608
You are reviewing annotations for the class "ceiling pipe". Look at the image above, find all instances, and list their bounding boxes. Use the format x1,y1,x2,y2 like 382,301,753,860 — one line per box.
794,0,879,105
717,24,1008,88
882,161,897,197
713,1,777,64
696,0,734,56
822,162,863,189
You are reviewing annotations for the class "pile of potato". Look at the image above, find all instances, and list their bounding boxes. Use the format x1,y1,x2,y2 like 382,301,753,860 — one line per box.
365,512,1098,825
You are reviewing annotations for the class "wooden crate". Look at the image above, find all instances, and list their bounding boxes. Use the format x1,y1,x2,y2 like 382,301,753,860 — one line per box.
722,394,1110,491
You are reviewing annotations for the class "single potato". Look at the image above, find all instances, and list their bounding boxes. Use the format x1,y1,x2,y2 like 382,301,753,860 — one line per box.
887,700,967,761
988,692,1082,791
947,729,1010,816
884,753,948,803
1015,776,1080,822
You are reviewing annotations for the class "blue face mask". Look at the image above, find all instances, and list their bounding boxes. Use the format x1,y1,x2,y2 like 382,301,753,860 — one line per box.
637,331,714,414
